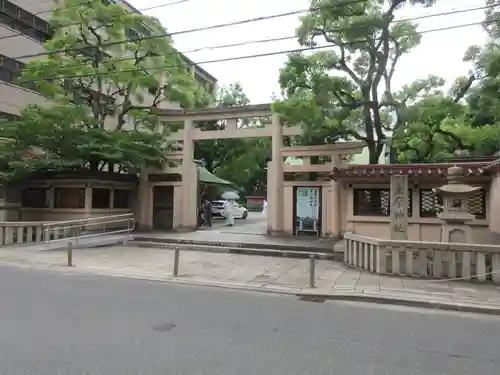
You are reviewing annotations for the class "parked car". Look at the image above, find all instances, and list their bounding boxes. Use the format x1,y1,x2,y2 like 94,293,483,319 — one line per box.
211,200,248,219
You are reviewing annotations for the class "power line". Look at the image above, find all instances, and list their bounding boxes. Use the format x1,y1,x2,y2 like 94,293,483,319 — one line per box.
142,0,192,10
10,2,495,66
4,0,368,55
15,5,495,76
0,0,194,43
183,4,495,53
16,20,492,85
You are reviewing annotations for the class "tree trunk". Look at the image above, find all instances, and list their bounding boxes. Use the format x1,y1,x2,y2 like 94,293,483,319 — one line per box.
367,141,384,164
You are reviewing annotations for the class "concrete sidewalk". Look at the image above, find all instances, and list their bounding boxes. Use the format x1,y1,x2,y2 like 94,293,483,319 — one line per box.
1,245,500,314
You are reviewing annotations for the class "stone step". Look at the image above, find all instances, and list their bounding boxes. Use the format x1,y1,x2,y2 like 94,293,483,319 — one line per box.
130,240,343,261
133,235,336,252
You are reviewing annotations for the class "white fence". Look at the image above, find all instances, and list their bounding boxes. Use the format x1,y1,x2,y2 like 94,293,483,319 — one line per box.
343,233,500,283
0,213,135,247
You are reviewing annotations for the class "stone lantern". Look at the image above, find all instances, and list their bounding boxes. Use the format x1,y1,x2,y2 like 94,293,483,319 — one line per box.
434,165,481,243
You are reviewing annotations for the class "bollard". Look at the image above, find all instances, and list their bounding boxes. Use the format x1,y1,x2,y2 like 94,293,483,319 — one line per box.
122,219,130,245
67,241,73,267
309,255,315,288
173,247,180,276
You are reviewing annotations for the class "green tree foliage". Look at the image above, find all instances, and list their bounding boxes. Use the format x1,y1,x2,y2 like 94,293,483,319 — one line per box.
392,95,470,162
0,0,209,180
274,0,437,164
394,0,500,162
393,92,500,162
462,1,500,131
194,83,270,195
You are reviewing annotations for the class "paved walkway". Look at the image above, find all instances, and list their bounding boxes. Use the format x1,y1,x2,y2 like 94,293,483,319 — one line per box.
1,245,500,313
204,212,267,234
140,212,338,251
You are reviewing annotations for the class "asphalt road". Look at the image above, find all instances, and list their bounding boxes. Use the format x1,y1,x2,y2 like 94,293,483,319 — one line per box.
0,266,499,375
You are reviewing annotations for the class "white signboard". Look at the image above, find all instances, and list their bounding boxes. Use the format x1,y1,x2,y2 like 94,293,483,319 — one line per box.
296,187,320,234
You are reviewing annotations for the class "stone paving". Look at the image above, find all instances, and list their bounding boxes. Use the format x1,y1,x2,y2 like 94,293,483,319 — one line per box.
139,212,338,251
201,213,267,234
1,245,500,310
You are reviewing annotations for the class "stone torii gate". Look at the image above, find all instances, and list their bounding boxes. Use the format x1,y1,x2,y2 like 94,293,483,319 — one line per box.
135,103,363,236
136,104,301,234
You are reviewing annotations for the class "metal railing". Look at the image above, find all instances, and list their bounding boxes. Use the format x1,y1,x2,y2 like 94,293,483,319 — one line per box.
42,213,135,245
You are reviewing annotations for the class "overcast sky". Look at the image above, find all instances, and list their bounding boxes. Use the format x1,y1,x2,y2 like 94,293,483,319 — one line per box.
130,0,487,103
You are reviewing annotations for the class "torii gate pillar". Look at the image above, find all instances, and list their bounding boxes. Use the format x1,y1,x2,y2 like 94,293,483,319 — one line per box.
267,113,284,235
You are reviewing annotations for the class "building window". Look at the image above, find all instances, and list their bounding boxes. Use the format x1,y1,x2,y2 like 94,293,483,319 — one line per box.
468,189,487,219
126,28,139,40
419,189,486,219
419,189,442,218
72,41,112,60
54,188,85,209
0,1,50,43
148,85,159,96
353,189,390,216
0,54,38,91
21,187,50,208
0,110,19,122
353,188,412,217
71,89,115,111
92,188,111,209
125,22,152,41
113,189,131,209
63,79,115,108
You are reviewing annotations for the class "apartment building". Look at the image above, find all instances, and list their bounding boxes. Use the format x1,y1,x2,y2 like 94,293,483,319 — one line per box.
0,0,217,120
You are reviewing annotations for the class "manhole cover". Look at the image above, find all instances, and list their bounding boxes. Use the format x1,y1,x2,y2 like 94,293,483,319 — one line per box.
151,322,176,332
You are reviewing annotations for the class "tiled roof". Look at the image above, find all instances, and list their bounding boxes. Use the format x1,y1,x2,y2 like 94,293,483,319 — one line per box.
480,158,500,172
331,162,492,180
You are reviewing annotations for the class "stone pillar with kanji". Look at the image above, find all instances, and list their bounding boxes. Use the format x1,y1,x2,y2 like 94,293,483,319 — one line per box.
390,175,408,240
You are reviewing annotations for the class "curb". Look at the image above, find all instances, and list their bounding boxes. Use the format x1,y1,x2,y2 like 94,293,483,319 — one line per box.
0,258,302,296
1,258,500,316
130,240,342,261
296,292,500,316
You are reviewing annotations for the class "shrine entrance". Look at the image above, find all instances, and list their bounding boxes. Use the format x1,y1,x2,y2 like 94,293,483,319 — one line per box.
135,104,364,237
148,104,296,235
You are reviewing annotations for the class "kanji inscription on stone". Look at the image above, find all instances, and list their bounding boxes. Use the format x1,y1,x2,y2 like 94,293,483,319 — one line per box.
390,175,408,240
